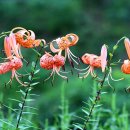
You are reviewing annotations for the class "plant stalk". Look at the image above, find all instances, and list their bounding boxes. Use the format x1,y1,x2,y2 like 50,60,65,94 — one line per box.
16,46,43,129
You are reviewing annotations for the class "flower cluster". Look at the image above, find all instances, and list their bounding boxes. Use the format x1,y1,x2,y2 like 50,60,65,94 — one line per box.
0,27,130,87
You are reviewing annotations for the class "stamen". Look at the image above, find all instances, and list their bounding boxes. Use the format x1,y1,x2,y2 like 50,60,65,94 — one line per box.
68,56,74,68
59,70,71,74
14,72,28,87
106,73,115,91
62,65,65,71
67,49,78,58
44,69,55,82
90,67,97,77
55,68,67,79
67,49,79,65
16,71,29,77
69,53,79,65
74,66,90,71
79,68,91,78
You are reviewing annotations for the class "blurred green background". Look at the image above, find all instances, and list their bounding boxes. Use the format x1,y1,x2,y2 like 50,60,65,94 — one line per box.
0,0,130,129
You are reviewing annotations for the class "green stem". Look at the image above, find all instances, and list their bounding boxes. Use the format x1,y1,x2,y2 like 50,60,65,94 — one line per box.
0,31,10,36
16,88,29,129
83,44,117,129
15,46,43,129
83,70,108,130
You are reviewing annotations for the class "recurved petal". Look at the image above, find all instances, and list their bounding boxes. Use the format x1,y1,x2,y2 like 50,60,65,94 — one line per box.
50,42,60,53
4,36,12,59
100,44,107,72
9,33,21,58
28,30,35,40
124,38,130,59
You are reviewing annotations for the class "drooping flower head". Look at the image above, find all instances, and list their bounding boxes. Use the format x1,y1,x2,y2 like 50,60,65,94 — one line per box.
5,27,46,59
80,44,107,78
40,52,67,81
4,33,21,58
3,36,27,86
50,33,79,66
11,27,45,48
121,38,130,74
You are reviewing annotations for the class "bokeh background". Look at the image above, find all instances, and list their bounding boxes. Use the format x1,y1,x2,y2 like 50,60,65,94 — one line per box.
0,0,130,129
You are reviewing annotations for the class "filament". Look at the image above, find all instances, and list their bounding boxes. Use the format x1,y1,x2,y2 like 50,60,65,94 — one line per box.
55,68,67,79
90,67,97,77
16,71,29,77
106,75,115,90
14,72,28,87
67,48,78,58
59,70,71,73
79,68,91,78
44,69,55,82
74,66,90,71
67,51,79,65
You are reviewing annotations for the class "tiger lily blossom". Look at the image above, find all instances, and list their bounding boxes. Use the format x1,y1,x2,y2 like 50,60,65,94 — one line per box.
79,44,107,78
2,36,27,86
4,33,21,58
121,38,130,74
6,27,46,58
11,27,46,48
40,52,67,81
50,33,79,66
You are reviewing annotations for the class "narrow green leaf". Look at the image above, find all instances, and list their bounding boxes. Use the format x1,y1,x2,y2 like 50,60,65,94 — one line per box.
73,124,83,130
19,103,22,108
95,104,102,108
101,92,107,95
30,82,39,86
22,112,37,115
20,89,26,96
89,97,94,103
34,69,40,74
28,75,32,81
0,119,15,127
82,109,89,115
32,61,36,68
24,106,38,110
25,99,35,102
8,98,22,103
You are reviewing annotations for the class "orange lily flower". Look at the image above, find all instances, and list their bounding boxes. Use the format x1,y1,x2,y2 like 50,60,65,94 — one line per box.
40,52,67,81
2,36,27,86
79,44,107,78
11,27,45,48
4,33,21,58
121,38,130,74
50,33,79,65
